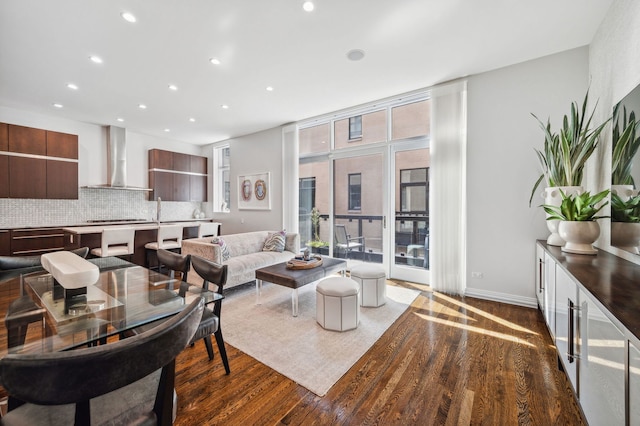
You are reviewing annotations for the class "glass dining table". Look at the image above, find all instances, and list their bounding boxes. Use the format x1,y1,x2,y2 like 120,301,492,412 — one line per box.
0,256,220,356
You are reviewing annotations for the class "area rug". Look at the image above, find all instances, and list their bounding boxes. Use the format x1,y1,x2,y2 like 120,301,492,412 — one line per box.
222,281,420,396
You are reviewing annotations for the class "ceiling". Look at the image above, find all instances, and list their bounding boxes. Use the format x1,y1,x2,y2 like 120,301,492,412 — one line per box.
0,0,612,145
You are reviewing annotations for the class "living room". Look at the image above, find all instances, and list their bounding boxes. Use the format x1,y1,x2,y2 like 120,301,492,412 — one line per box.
1,1,639,424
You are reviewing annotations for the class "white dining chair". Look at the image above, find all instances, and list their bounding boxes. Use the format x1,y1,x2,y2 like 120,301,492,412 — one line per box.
197,222,220,238
90,227,135,259
145,224,183,269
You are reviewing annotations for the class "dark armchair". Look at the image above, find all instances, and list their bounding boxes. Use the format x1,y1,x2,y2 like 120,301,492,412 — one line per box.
0,298,204,425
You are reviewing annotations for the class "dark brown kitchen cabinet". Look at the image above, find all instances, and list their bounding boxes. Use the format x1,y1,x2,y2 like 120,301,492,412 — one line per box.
9,157,47,199
0,230,10,256
8,125,46,155
0,124,8,198
1,123,78,199
149,149,208,201
47,131,78,159
47,160,78,199
11,228,65,256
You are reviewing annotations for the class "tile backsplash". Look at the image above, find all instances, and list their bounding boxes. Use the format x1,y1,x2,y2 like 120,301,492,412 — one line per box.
0,188,206,228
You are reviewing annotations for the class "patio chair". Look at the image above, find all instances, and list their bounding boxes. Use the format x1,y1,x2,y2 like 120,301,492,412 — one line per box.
334,224,365,260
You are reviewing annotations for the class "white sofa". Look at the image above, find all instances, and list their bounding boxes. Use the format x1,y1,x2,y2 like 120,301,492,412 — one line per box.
181,230,300,289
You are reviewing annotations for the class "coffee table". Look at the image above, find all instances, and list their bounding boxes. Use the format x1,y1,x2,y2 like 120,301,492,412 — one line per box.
254,256,347,316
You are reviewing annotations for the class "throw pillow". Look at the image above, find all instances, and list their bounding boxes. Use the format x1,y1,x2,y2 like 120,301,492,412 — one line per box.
211,236,230,261
263,230,286,252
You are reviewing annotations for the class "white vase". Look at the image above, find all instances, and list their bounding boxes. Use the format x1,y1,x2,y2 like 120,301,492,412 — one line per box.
543,186,583,246
558,221,600,255
611,222,640,254
611,184,637,201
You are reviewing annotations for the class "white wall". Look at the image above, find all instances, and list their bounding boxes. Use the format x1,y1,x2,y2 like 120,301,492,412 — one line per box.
589,0,640,264
465,47,590,306
204,126,285,235
0,105,200,188
0,106,206,226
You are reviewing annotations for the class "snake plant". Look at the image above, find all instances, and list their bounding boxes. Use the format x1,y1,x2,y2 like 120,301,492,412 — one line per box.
611,193,640,223
542,189,610,221
611,103,640,186
529,90,610,206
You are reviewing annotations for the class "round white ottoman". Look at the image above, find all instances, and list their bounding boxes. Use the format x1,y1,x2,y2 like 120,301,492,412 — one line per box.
350,264,386,307
316,277,360,331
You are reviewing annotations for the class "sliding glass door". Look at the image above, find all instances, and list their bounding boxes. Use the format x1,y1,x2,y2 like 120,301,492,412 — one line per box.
389,143,430,284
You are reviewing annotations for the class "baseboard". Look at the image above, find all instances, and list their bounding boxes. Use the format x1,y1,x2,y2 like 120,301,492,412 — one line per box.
463,287,537,308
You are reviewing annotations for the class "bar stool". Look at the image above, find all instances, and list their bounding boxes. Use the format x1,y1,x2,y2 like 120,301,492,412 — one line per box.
198,222,220,238
90,228,135,260
145,224,183,270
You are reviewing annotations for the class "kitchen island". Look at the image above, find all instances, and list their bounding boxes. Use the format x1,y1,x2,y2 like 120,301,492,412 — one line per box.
63,220,217,266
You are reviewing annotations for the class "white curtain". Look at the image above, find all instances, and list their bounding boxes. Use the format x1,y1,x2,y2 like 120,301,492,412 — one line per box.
282,124,299,234
429,79,467,295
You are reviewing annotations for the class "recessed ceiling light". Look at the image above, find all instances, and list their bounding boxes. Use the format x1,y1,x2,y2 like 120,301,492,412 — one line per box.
189,117,196,122
266,86,274,92
117,117,124,122
121,11,137,23
164,128,170,133
52,103,63,108
89,55,103,64
221,104,229,109
346,49,365,61
66,83,78,90
210,58,221,65
303,1,314,12
168,84,178,91
138,104,147,109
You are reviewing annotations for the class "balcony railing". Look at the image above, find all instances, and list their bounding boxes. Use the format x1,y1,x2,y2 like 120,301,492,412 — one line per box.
299,212,429,268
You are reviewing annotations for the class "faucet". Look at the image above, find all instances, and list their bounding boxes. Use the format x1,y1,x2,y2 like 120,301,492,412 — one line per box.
156,197,161,223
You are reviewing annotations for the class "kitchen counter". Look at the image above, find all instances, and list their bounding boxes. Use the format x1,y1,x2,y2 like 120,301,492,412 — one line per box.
62,220,212,235
62,220,219,267
0,218,217,231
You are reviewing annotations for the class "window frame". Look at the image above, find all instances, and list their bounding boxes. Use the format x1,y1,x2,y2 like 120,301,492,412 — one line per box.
348,172,362,211
348,115,363,140
213,144,231,212
399,167,429,213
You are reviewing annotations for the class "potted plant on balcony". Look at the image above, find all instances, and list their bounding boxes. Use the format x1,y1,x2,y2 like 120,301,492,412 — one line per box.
530,90,610,246
542,189,609,255
306,207,329,255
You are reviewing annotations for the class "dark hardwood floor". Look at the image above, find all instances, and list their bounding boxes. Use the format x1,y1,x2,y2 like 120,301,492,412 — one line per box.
172,281,586,425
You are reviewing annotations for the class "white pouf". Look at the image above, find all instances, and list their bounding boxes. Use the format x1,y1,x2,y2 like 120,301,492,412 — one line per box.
350,264,386,307
316,277,360,331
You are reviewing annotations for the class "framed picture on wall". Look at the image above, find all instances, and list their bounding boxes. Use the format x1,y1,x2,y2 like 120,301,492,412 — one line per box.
238,172,271,210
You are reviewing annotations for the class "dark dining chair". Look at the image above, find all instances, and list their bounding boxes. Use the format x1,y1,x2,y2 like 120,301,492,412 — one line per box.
0,298,204,426
2,247,90,349
191,254,230,374
130,250,230,374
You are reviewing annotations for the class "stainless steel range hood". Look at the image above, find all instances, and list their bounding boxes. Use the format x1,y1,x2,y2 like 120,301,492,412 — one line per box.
85,126,152,191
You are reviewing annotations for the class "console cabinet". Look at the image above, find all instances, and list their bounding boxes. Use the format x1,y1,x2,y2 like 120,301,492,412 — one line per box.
536,242,637,425
630,341,640,424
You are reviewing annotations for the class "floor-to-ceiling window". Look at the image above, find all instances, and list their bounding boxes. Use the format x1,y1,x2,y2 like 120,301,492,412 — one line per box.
298,92,430,282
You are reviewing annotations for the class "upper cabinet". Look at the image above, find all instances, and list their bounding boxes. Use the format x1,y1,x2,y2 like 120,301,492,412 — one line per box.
148,149,208,202
1,123,78,199
0,124,9,199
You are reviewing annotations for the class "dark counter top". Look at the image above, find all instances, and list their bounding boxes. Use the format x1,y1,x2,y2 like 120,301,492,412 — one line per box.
539,241,640,341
